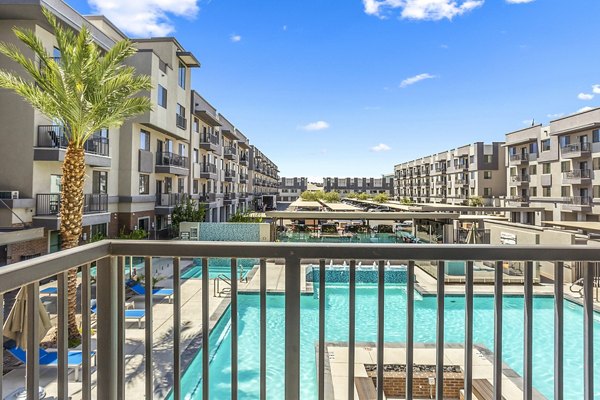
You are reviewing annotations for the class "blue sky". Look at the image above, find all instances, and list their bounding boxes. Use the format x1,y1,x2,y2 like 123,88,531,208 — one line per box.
68,0,600,180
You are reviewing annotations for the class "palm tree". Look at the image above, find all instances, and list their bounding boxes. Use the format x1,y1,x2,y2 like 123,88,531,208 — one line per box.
0,8,152,341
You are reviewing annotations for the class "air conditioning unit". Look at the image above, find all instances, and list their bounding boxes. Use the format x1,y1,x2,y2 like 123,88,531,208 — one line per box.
0,190,19,199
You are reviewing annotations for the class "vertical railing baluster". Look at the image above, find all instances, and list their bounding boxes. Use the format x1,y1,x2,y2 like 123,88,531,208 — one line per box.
0,293,3,398
57,272,68,398
436,261,445,400
377,260,385,400
583,262,594,400
494,260,503,400
318,259,326,400
464,261,474,400
117,257,125,400
81,264,92,400
348,260,356,400
406,261,415,400
202,258,210,400
96,257,119,399
523,261,533,400
173,257,181,400
26,282,40,400
260,259,267,400
554,262,564,400
285,256,301,400
231,258,238,400
145,257,154,399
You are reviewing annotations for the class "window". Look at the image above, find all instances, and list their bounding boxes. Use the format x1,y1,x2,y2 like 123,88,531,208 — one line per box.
484,171,492,179
52,47,61,61
483,188,492,196
561,161,570,172
158,85,167,108
179,143,186,156
543,187,551,197
139,174,149,194
530,187,537,197
510,187,516,196
529,142,538,154
594,185,600,198
178,177,185,194
140,130,150,151
92,171,108,194
541,139,551,151
559,136,570,148
193,180,199,194
561,186,570,197
177,103,185,118
469,155,475,163
594,158,600,170
542,163,551,174
593,129,600,143
193,149,199,164
194,119,199,133
484,155,492,163
529,165,537,175
50,175,62,193
178,62,186,88
91,223,107,239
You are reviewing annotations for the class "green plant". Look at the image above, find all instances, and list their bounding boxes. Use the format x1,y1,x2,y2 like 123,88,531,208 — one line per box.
137,274,164,288
346,192,358,199
229,211,263,223
0,8,152,341
171,195,206,233
90,232,106,243
300,190,324,201
372,193,389,204
119,226,148,240
322,191,341,203
468,196,484,207
357,193,370,200
400,196,414,205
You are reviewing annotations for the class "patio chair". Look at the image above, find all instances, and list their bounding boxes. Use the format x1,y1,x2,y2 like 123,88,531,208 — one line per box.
90,303,146,329
127,282,173,303
5,344,96,382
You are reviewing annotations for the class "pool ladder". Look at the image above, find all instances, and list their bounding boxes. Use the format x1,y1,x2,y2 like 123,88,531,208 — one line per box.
214,274,232,297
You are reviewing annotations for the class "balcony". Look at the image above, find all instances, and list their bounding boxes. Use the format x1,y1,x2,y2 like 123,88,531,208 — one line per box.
155,152,189,175
198,163,217,180
0,242,596,400
176,114,187,130
224,170,237,182
199,133,219,152
509,153,529,165
562,196,592,211
35,125,111,167
239,173,248,183
561,142,591,159
562,169,592,185
33,193,109,229
506,196,529,206
224,146,237,161
240,154,249,166
155,193,182,214
510,175,530,186
224,192,237,204
454,178,469,186
198,193,216,203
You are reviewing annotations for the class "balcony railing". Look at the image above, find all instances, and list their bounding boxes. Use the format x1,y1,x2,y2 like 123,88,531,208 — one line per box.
563,169,591,180
35,193,108,215
224,147,237,158
561,142,591,155
37,125,110,156
176,114,187,130
510,153,529,162
511,175,530,183
225,170,237,178
199,163,217,174
156,152,189,168
224,192,237,200
200,133,219,145
155,193,182,207
563,196,592,207
0,242,597,400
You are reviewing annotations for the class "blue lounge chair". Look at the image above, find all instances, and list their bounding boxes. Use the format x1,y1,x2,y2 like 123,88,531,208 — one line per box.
127,282,173,303
6,345,96,381
90,304,146,328
40,287,58,295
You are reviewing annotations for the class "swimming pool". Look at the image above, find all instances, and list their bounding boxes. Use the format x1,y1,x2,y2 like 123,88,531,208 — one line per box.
181,259,257,280
172,284,600,399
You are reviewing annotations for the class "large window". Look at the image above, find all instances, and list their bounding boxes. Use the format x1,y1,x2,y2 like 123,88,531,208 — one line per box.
140,130,150,151
559,135,570,148
483,188,491,196
541,139,551,152
483,171,492,179
561,186,570,197
178,177,185,194
139,174,149,194
529,165,537,175
542,163,551,174
530,187,537,197
484,155,492,163
529,141,538,154
594,185,600,198
594,158,600,170
158,84,167,108
193,149,199,164
177,103,185,118
561,161,570,172
593,129,600,143
50,175,62,193
193,180,199,194
93,171,108,194
543,187,551,197
178,62,186,88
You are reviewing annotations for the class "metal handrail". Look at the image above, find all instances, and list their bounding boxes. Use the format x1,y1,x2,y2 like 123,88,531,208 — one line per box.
214,273,231,297
156,152,189,168
563,169,591,179
561,142,591,153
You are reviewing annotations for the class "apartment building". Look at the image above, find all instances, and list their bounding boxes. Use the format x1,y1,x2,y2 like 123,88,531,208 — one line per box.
0,0,279,261
249,146,279,210
394,142,506,205
278,177,308,202
322,176,394,196
505,108,600,224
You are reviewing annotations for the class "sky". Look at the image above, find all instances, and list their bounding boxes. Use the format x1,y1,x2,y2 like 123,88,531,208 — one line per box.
66,0,600,180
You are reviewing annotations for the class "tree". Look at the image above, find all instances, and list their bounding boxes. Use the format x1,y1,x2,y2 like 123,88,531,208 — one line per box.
346,192,358,199
372,193,389,204
171,195,206,234
0,8,152,341
468,196,484,207
357,193,370,200
300,190,324,201
229,211,263,223
322,191,340,203
400,197,414,205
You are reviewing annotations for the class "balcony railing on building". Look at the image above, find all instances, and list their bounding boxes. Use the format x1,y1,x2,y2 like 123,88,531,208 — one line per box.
509,153,529,164
200,163,217,174
200,133,219,146
511,175,530,184
37,125,110,156
35,193,108,215
156,152,189,169
176,114,187,130
561,142,591,158
562,195,593,209
224,146,237,160
562,169,592,184
155,193,182,207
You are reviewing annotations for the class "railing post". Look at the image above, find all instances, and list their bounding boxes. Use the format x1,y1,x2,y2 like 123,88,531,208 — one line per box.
285,256,301,400
583,262,594,400
25,282,40,400
97,256,119,400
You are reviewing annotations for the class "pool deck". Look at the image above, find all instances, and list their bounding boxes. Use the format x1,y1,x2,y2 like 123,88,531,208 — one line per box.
322,342,545,400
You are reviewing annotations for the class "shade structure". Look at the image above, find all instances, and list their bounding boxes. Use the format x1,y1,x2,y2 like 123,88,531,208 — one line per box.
3,286,53,349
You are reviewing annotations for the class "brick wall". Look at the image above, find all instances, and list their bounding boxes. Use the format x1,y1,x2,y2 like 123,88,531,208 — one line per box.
368,371,464,399
7,230,48,263
117,211,155,235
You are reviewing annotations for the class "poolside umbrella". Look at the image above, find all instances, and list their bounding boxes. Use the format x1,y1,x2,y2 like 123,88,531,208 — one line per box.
3,286,53,349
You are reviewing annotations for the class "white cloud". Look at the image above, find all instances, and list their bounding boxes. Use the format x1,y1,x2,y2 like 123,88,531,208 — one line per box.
230,34,242,42
363,0,484,21
506,0,535,3
371,143,392,152
300,121,330,131
400,73,437,88
522,119,535,126
592,84,600,94
88,0,199,37
576,106,594,114
547,113,564,119
283,25,288,31
578,93,594,100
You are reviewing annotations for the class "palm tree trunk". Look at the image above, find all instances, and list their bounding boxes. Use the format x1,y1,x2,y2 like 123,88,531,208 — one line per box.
60,143,86,342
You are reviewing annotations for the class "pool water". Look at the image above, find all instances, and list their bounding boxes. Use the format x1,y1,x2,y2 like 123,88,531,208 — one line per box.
173,284,600,399
181,259,256,280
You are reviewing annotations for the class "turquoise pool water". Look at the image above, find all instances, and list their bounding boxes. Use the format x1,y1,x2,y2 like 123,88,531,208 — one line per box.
181,259,256,280
173,284,600,399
